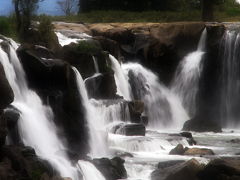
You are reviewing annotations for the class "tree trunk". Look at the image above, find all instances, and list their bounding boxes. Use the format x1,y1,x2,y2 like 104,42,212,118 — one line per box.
201,0,214,21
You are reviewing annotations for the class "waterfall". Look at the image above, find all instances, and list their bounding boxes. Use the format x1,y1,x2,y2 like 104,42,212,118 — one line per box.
78,161,106,180
92,56,100,73
171,28,207,117
221,30,240,126
123,63,188,129
109,55,132,100
72,67,109,158
0,40,81,179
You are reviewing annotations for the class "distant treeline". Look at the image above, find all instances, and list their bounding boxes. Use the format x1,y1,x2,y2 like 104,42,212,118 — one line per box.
80,0,201,12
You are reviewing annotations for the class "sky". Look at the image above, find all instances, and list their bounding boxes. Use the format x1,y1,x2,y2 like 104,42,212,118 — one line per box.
0,0,66,16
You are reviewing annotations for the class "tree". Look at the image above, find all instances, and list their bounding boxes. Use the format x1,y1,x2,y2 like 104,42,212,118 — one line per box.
201,0,214,21
12,0,42,36
57,0,77,16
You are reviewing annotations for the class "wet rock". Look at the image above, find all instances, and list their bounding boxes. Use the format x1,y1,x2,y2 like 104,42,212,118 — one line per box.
169,144,214,156
184,148,214,156
198,158,240,180
182,119,222,133
227,138,240,144
84,73,118,99
0,62,14,111
94,36,120,58
0,145,57,179
17,45,89,156
115,123,146,136
157,160,185,169
180,132,197,145
151,158,204,180
169,144,186,155
93,157,127,180
128,100,144,123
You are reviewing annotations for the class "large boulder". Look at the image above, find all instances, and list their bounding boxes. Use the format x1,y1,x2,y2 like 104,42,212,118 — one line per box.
17,45,89,156
198,158,240,180
0,145,58,180
182,119,222,133
92,157,127,180
151,158,204,180
84,73,118,99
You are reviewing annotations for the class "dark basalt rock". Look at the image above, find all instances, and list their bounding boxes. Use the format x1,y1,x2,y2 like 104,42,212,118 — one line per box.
115,123,146,136
2,106,21,144
84,73,118,99
128,100,144,124
0,145,57,180
157,160,185,169
182,118,222,133
92,157,127,180
197,158,240,180
151,158,204,180
180,132,197,145
17,45,89,156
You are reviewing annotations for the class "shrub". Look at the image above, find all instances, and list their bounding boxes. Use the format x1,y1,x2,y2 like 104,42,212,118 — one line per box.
0,17,11,36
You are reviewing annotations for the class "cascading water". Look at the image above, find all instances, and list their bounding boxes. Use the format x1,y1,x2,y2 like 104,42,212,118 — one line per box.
221,29,240,127
92,56,100,73
72,67,109,158
0,40,81,179
171,28,207,117
123,63,188,129
110,55,132,100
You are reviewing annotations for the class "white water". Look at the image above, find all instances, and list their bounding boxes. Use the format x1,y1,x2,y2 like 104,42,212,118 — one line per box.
171,29,207,117
72,67,109,158
92,56,100,73
0,40,80,179
110,55,132,100
221,30,240,127
78,161,106,180
123,63,188,129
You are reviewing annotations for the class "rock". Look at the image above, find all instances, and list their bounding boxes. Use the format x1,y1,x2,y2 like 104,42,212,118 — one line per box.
184,148,214,156
227,138,240,144
180,132,193,139
92,157,127,180
169,144,214,156
128,100,144,123
60,40,112,79
0,59,14,111
94,36,120,59
84,73,118,99
180,132,197,145
198,158,240,180
115,123,146,136
17,45,89,156
151,158,204,180
157,160,185,169
0,145,57,179
169,144,186,155
182,119,222,133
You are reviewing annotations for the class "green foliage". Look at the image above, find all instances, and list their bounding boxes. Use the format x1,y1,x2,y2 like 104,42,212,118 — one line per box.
76,40,101,55
38,15,55,43
0,17,11,36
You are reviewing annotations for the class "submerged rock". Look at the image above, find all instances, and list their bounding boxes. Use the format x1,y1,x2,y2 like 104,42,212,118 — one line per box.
151,158,204,180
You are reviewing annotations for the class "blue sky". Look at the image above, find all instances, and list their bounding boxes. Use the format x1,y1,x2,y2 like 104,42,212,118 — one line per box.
0,0,70,16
